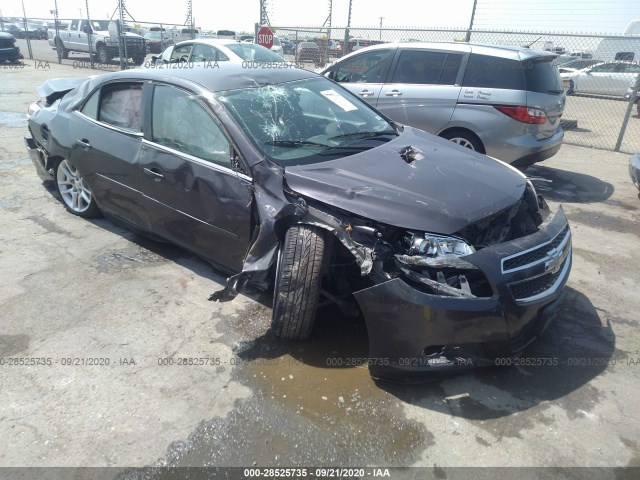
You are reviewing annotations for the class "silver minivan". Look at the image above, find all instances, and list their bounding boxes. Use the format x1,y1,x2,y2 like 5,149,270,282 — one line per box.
320,42,566,167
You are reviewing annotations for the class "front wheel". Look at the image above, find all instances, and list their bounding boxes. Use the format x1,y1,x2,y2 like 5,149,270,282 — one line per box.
54,159,101,218
271,225,326,340
132,54,145,65
441,129,484,153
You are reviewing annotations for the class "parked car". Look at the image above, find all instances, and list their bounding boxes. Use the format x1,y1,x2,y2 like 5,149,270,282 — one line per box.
320,42,565,168
296,41,322,64
2,24,24,38
25,64,572,378
0,32,23,63
564,61,640,96
155,39,286,64
143,31,173,54
282,39,295,55
271,36,283,55
557,58,601,75
48,19,146,65
26,23,48,39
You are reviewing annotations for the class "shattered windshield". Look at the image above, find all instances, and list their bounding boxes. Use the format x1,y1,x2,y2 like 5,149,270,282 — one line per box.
216,77,396,166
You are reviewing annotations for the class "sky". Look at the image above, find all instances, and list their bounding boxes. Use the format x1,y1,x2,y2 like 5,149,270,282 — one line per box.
1,0,639,34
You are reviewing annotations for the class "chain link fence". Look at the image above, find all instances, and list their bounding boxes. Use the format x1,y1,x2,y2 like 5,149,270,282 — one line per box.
3,13,640,154
274,25,640,154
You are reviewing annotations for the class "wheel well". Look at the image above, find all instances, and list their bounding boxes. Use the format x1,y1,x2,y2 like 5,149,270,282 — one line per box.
439,127,485,153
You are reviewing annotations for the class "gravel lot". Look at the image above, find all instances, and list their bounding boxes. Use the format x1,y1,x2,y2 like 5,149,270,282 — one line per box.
1,59,639,476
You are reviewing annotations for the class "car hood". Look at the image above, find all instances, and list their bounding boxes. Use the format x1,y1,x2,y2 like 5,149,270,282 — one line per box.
284,128,527,235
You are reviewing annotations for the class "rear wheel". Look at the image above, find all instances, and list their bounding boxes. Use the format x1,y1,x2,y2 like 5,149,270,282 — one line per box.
132,53,145,65
55,39,69,59
97,45,109,64
54,159,100,218
441,129,484,153
271,225,326,340
567,80,575,95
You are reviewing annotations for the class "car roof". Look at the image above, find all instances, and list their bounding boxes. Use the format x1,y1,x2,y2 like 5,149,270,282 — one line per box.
344,41,557,61
174,38,239,47
94,63,318,93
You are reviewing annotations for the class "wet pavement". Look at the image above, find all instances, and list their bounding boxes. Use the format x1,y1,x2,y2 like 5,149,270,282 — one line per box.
0,60,639,473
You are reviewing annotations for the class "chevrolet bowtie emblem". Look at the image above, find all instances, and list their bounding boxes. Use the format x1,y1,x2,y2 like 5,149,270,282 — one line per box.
544,246,564,274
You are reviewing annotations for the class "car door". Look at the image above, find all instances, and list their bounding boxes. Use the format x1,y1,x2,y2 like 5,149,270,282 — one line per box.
138,83,253,272
377,49,464,133
325,48,397,107
578,63,616,94
613,63,640,96
68,81,150,228
67,19,80,50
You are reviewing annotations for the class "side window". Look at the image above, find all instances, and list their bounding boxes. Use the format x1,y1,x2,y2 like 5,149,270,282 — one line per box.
80,89,100,119
462,54,525,90
170,43,192,63
190,44,228,62
590,63,614,73
70,20,79,31
391,50,462,85
151,85,231,167
99,83,143,132
334,49,395,83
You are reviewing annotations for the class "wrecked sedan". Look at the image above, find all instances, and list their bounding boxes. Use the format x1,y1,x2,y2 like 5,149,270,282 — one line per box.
25,64,572,378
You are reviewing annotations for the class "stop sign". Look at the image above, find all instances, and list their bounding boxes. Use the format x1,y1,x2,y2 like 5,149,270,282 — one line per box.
257,25,274,49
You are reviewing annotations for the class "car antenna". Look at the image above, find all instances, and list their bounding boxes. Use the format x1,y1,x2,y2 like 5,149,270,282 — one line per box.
523,36,542,49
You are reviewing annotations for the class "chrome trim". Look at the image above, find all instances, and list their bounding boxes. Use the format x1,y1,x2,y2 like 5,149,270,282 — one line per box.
73,110,144,137
513,252,572,305
141,139,252,182
501,226,571,274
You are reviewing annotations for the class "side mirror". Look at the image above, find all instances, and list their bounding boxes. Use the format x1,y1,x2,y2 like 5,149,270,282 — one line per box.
151,55,158,63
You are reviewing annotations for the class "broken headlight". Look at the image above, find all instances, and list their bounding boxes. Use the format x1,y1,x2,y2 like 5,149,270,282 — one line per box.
396,233,477,270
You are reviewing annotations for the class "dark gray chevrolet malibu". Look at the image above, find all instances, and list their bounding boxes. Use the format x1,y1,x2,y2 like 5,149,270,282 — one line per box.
25,63,571,379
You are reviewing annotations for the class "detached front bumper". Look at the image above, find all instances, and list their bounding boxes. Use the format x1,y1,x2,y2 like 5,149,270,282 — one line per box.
353,207,571,380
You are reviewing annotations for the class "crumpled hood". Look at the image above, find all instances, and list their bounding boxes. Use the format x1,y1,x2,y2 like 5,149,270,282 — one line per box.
284,128,527,235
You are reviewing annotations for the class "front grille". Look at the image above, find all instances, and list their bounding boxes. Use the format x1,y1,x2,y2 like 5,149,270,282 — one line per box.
510,255,569,302
503,224,570,272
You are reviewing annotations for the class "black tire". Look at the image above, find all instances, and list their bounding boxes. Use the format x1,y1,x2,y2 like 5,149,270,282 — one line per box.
271,225,326,340
97,45,109,64
55,39,69,59
441,129,484,153
54,159,101,218
132,54,145,65
567,80,575,95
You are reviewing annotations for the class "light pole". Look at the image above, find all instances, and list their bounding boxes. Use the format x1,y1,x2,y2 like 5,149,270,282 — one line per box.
465,0,478,42
379,16,384,40
343,0,352,56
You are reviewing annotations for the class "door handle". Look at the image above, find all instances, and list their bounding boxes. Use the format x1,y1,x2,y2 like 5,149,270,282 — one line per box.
144,167,165,181
358,89,374,97
385,90,403,96
76,138,92,150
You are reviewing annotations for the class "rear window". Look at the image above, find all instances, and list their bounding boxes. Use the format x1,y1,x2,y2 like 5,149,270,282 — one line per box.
463,54,525,90
523,59,563,94
463,54,562,94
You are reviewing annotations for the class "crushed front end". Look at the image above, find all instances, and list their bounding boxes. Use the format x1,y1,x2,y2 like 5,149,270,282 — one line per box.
344,182,572,379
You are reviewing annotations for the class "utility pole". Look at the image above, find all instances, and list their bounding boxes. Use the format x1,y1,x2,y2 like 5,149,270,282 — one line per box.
343,0,352,56
379,16,384,40
465,0,478,42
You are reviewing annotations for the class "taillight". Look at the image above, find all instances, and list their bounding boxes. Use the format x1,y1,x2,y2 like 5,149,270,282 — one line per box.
494,106,547,124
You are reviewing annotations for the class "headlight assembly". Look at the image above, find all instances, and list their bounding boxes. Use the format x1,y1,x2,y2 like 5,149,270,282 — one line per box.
397,233,477,270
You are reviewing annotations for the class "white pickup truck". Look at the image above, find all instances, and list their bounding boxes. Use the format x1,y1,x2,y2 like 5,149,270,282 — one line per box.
48,19,146,65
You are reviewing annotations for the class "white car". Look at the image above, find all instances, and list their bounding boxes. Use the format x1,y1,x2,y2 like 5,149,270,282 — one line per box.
155,38,286,64
563,61,640,96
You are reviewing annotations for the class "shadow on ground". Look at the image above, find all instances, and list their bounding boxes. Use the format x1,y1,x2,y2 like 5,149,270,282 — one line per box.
525,164,614,203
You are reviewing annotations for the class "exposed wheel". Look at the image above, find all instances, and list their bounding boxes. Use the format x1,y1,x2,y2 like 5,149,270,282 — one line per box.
441,129,484,153
55,39,69,59
132,54,145,65
54,159,100,218
97,45,109,64
271,225,326,340
567,80,575,95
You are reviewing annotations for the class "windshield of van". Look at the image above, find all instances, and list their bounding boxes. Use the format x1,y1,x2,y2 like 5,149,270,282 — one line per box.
216,77,397,166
